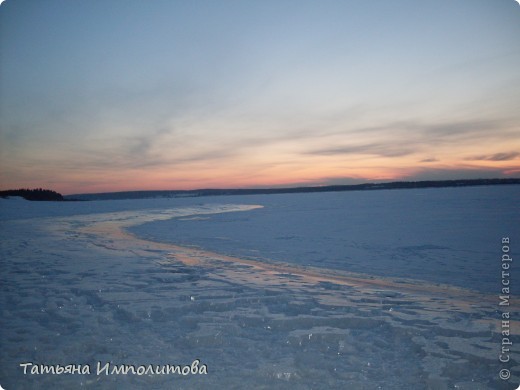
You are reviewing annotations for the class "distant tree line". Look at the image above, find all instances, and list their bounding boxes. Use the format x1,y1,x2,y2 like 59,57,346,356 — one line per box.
0,188,64,201
68,178,520,201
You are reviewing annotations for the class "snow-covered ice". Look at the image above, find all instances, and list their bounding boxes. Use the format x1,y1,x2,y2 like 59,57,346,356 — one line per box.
1,186,519,389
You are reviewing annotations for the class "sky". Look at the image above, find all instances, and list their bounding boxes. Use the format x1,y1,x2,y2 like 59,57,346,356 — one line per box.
0,0,519,195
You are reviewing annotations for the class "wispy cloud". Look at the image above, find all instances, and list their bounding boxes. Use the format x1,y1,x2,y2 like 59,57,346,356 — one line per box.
306,143,415,158
466,152,520,161
301,118,514,160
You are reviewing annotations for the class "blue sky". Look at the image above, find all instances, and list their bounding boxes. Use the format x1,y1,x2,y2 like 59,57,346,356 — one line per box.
1,0,519,194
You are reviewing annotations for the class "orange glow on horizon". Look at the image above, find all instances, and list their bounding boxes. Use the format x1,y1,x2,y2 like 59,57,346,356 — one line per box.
40,162,518,196
2,144,519,195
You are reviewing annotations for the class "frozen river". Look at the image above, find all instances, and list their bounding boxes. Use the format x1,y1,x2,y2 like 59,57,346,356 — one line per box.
129,186,520,294
1,186,519,389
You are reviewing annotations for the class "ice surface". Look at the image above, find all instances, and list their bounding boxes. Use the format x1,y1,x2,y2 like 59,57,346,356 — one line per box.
1,187,519,389
128,186,520,293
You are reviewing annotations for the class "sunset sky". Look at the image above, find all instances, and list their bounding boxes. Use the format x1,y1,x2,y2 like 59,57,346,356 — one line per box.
1,0,519,195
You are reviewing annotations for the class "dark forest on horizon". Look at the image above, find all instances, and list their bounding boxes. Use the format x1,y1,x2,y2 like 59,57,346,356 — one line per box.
2,178,519,202
0,188,64,201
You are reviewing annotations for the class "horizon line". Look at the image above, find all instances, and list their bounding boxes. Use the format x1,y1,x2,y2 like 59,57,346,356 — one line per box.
64,177,520,197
